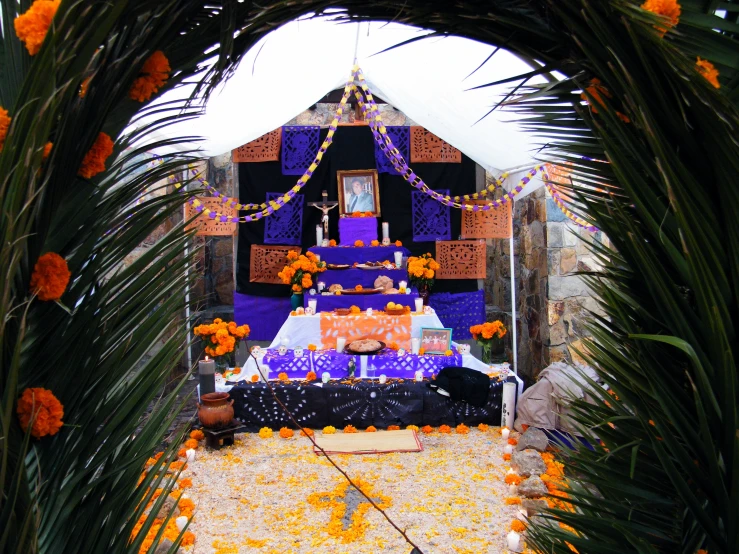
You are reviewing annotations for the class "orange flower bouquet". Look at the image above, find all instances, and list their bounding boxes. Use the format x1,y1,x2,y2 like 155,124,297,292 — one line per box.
470,320,507,363
277,251,326,303
194,318,250,371
407,253,440,303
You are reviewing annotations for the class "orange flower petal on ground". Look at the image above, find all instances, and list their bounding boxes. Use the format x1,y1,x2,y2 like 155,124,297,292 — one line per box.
78,132,114,178
129,51,171,102
30,252,70,301
16,387,64,438
13,0,60,56
696,57,720,89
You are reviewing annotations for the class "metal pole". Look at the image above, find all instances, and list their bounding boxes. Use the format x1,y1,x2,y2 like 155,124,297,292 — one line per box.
509,203,518,375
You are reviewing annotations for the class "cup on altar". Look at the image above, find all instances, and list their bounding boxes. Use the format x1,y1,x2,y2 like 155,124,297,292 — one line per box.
411,338,421,355
366,308,373,316
294,346,304,358
317,281,326,292
414,298,424,313
336,337,346,352
308,299,318,312
394,251,403,266
321,371,331,383
399,280,407,290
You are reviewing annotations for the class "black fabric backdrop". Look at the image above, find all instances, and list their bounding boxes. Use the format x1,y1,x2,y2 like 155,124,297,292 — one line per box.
237,125,479,296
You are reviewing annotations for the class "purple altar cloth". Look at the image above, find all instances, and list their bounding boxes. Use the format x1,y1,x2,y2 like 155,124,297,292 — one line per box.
234,292,290,341
309,245,410,265
338,217,378,245
305,290,419,312
261,348,461,379
428,290,485,340
319,268,408,288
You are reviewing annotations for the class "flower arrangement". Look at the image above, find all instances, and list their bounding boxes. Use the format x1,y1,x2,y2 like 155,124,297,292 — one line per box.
278,250,326,294
407,253,440,290
16,387,64,438
30,252,71,301
470,320,507,363
13,0,60,56
193,318,250,370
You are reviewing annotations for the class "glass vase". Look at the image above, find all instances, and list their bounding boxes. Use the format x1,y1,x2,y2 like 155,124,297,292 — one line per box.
215,356,229,373
291,292,304,311
417,283,430,305
481,343,493,364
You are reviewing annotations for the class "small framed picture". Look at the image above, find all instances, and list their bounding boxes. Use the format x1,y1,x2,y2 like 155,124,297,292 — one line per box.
420,327,453,355
337,169,380,217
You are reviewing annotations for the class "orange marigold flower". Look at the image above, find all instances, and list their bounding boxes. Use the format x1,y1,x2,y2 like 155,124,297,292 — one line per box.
366,426,377,432
505,474,523,486
177,447,187,458
14,0,60,56
566,542,579,554
300,428,314,437
395,240,402,247
444,349,453,356
696,57,720,89
258,427,273,438
505,497,521,505
30,252,70,301
79,76,91,98
511,520,527,532
16,387,64,438
355,284,363,291
307,344,317,352
421,425,434,434
439,425,452,434
181,531,196,547
0,106,10,152
456,423,470,435
329,239,337,246
251,374,259,383
508,437,518,445
418,348,425,355
129,51,171,102
478,423,489,432
343,425,357,433
278,372,290,382
364,211,373,217
371,240,380,246
641,0,681,34
184,438,198,450
387,425,400,431
42,141,53,160
279,427,294,438
322,426,336,434
190,429,205,441
407,425,419,431
178,478,193,489
78,132,114,178
305,371,317,382
503,453,511,461
354,240,364,247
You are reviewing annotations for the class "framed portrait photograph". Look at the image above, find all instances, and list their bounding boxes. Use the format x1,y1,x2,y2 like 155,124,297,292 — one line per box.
420,327,453,355
337,169,381,217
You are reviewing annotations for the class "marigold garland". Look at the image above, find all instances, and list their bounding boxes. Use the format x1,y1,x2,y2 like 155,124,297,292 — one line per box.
190,429,205,441
13,0,60,56
178,478,193,489
0,107,10,152
366,426,377,432
129,51,171,102
421,425,434,434
456,423,470,434
16,387,64,438
696,57,720,89
278,251,325,293
278,372,290,382
511,520,527,532
323,426,336,434
78,132,114,179
30,252,71,301
343,425,357,433
305,371,317,382
439,425,452,434
279,427,294,438
478,423,489,432
387,425,400,431
258,427,273,438
184,438,198,450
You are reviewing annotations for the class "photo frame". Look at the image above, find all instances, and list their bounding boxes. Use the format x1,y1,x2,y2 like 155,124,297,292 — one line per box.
337,169,381,217
420,327,453,355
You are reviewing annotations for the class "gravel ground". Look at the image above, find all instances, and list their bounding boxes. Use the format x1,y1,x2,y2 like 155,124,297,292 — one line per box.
180,427,520,554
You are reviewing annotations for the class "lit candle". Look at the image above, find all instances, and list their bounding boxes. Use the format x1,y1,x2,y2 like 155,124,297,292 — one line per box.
502,427,510,440
504,444,513,455
399,280,407,290
509,484,517,495
414,298,423,313
506,531,520,551
186,448,196,462
316,225,323,246
382,222,390,241
199,356,215,396
176,516,188,532
317,281,326,292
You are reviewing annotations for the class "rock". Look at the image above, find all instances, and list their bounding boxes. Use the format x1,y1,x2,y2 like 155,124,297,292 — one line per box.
154,538,174,554
516,428,549,452
560,248,577,274
511,449,547,477
522,498,549,516
518,476,549,498
156,495,180,519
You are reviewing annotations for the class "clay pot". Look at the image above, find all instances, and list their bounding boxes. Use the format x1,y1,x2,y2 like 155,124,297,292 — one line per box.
198,392,234,429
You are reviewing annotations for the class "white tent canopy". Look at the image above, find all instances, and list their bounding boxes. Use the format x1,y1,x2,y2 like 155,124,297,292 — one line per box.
139,16,543,176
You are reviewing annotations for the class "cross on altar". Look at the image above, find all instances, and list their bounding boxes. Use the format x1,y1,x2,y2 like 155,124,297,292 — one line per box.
308,190,339,238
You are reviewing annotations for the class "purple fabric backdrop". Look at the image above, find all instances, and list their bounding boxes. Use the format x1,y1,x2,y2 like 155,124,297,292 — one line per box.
428,290,485,340
305,290,419,312
412,189,451,242
308,245,410,265
318,268,408,289
234,292,291,341
375,126,410,174
338,217,378,245
281,126,320,175
264,192,304,245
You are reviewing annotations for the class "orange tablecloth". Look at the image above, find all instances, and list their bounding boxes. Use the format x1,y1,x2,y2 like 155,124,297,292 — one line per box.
320,312,412,350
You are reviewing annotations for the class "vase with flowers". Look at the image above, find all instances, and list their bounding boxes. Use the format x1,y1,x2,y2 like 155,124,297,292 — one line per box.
194,318,250,372
470,320,507,364
278,251,326,309
407,253,440,305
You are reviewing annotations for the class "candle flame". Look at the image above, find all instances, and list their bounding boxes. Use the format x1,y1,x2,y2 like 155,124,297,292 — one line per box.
205,356,209,361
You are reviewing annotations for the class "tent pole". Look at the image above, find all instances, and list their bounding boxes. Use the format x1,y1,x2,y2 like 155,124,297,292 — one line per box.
509,203,518,375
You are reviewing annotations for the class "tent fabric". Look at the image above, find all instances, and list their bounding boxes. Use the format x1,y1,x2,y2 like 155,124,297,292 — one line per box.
135,17,540,175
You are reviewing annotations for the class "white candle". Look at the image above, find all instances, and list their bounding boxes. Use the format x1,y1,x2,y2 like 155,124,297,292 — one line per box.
185,448,196,462
336,337,346,352
507,531,520,551
176,516,189,532
509,484,517,495
504,444,513,455
399,280,407,290
411,337,420,355
199,356,215,375
382,222,390,240
308,299,317,312
317,281,326,292
322,371,331,383
316,225,323,246
394,252,403,266
507,467,516,475
502,428,510,440
414,298,424,313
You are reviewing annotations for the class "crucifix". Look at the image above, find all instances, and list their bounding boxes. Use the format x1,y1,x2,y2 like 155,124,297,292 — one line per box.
308,190,339,239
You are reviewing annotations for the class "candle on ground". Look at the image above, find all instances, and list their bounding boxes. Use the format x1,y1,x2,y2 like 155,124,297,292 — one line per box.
502,427,510,440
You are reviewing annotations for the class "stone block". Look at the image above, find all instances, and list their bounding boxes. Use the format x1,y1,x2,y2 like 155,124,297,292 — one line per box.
516,427,549,452
546,198,568,222
522,498,549,516
518,476,548,498
547,250,560,276
548,275,590,300
214,238,233,257
549,320,567,346
560,248,577,274
547,222,563,247
563,223,579,247
548,344,569,363
547,301,564,326
568,339,590,365
511,449,547,477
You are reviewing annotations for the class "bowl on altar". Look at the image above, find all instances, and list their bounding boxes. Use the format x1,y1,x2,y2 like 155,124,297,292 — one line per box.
385,307,406,316
334,308,351,316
